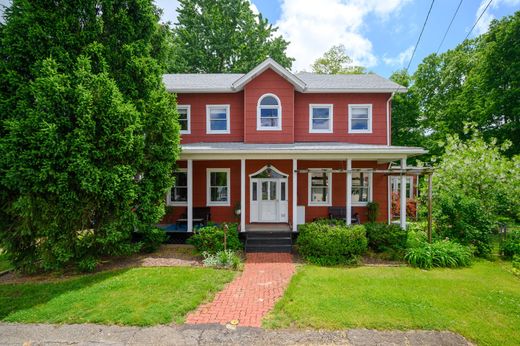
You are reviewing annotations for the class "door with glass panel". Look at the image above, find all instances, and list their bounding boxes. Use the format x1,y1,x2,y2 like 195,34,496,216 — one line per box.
250,167,288,223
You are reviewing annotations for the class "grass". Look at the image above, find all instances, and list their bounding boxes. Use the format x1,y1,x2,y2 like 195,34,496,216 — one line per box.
0,251,12,272
264,261,520,346
0,267,235,326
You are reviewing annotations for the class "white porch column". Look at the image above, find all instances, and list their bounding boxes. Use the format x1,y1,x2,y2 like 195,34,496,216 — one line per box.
400,158,407,229
187,159,193,233
240,159,246,232
292,159,298,231
346,159,352,225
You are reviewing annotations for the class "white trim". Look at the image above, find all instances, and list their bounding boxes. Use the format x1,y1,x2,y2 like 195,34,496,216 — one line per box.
308,169,332,206
400,158,407,229
309,104,333,133
387,175,391,224
348,104,373,134
292,159,297,231
240,159,245,232
386,93,394,146
257,93,282,131
346,159,352,225
206,104,230,134
232,58,306,92
351,170,373,206
166,168,188,206
177,105,191,135
206,168,231,206
187,160,193,233
249,164,289,178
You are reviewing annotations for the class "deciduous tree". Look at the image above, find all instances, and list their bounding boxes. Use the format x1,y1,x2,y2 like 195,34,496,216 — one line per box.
311,45,366,74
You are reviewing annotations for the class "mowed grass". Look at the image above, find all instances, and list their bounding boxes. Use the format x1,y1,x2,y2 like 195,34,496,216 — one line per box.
264,261,520,346
0,267,235,326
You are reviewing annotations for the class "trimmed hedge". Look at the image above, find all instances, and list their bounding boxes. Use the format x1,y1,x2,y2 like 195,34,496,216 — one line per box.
365,222,407,253
187,223,242,254
296,222,367,266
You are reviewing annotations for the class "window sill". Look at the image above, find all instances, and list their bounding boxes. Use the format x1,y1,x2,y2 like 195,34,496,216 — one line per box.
256,127,282,131
167,202,188,207
309,129,333,134
207,202,230,207
206,131,231,134
308,202,332,207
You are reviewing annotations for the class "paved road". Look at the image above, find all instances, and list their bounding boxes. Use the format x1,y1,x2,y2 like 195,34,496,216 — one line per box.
0,323,472,345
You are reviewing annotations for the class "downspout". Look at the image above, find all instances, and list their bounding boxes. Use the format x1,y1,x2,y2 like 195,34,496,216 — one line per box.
386,92,395,146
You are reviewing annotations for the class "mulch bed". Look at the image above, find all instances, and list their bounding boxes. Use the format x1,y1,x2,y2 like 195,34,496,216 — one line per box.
0,244,203,285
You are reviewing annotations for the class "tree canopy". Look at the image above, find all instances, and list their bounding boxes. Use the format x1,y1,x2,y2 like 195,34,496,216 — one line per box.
311,45,366,74
168,0,294,73
0,0,179,272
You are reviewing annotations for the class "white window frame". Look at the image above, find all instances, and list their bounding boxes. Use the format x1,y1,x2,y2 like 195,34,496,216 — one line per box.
391,176,413,198
206,104,230,134
308,169,332,206
352,171,373,206
166,169,188,206
206,168,231,206
257,93,282,131
348,104,372,134
177,105,191,134
309,104,333,133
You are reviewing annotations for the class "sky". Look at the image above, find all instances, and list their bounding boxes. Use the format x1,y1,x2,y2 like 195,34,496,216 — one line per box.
2,0,519,77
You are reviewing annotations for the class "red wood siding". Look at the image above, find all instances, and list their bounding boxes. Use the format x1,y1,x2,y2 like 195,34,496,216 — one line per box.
244,69,294,143
177,93,244,143
294,93,391,145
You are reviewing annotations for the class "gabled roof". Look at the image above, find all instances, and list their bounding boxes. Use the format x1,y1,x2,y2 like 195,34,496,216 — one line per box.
163,58,406,93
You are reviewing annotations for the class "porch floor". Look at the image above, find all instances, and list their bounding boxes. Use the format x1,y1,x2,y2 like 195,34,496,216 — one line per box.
245,223,291,232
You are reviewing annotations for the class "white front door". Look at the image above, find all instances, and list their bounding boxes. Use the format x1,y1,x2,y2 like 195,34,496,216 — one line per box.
250,178,288,223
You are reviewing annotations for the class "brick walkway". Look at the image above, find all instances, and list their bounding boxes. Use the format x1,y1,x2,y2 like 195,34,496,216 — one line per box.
186,252,295,327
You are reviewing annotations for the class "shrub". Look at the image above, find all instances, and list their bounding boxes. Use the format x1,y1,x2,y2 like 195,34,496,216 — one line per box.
500,230,520,259
297,222,367,266
187,223,242,254
365,222,407,254
512,255,520,276
202,250,242,270
406,229,428,249
404,240,473,269
367,202,379,223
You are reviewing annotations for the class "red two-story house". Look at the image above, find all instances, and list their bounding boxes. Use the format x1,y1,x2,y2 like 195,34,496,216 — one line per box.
160,58,425,240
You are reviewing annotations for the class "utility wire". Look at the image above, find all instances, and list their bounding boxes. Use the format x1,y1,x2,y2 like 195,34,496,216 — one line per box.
464,0,493,41
435,0,464,54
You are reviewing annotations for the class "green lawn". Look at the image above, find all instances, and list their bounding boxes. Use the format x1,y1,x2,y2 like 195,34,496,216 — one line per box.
265,261,520,346
0,267,235,326
0,252,11,272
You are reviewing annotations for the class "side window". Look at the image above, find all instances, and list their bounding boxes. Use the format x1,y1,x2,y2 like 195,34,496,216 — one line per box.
352,171,372,205
257,94,282,130
348,104,372,133
167,170,188,206
206,105,230,134
177,105,190,134
308,171,332,206
207,168,230,206
309,104,333,133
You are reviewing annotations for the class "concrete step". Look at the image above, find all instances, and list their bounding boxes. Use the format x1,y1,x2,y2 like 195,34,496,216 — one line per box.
245,244,292,253
247,237,292,246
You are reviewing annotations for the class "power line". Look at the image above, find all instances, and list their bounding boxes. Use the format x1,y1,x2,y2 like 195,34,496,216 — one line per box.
435,0,464,54
464,0,493,41
404,0,436,73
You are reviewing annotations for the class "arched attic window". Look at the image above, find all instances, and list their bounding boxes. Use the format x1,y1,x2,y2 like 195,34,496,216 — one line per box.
257,93,282,130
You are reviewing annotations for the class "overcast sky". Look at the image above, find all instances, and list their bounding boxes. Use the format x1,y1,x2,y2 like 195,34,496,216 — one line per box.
2,0,519,77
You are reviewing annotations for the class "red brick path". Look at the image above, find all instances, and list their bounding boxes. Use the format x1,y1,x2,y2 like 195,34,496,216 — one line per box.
185,252,295,327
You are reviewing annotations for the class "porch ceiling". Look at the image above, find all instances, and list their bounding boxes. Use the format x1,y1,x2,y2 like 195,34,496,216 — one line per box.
179,142,427,161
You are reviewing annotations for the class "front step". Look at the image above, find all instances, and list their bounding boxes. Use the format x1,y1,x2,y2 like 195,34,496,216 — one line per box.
245,231,293,253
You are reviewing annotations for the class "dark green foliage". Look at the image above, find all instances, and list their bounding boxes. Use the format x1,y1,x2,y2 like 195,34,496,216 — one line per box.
296,222,367,266
365,222,407,254
0,0,179,272
366,202,380,223
187,224,242,254
501,230,520,259
405,240,473,269
169,0,294,72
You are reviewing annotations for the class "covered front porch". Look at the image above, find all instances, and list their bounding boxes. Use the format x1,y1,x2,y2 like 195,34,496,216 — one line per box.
161,142,427,234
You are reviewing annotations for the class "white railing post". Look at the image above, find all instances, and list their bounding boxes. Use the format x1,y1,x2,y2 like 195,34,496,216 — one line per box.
292,159,298,231
240,159,246,232
400,158,407,229
346,159,352,225
187,159,193,233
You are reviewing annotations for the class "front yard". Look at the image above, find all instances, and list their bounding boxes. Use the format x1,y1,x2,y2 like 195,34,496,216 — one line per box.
264,260,520,346
0,267,235,326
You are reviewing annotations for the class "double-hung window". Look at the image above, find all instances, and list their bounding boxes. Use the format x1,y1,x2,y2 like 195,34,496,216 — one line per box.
207,168,230,206
257,94,282,130
167,169,187,206
177,105,190,134
207,105,230,134
308,171,332,206
309,104,333,133
352,171,372,205
348,104,372,133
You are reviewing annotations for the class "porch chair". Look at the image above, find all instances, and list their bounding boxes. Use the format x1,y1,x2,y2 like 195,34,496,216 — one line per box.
328,206,360,224
176,207,212,229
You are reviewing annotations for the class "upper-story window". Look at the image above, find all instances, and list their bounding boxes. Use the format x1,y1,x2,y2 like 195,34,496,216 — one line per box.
207,105,230,134
348,104,372,133
257,94,282,131
177,105,190,134
309,104,333,133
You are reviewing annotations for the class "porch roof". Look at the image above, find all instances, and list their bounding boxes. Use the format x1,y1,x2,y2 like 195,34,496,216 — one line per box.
180,142,427,161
